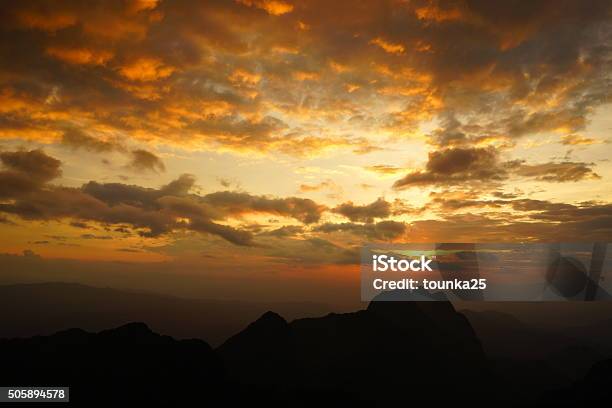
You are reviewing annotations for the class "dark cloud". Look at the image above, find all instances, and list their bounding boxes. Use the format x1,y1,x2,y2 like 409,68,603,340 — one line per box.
127,149,166,173
332,198,391,223
393,147,505,188
0,149,62,182
0,149,62,198
159,173,196,196
408,206,612,242
261,225,304,238
61,129,122,152
81,174,195,209
429,197,507,211
314,220,407,240
0,171,42,199
188,218,254,246
0,149,335,246
201,191,326,224
80,234,112,240
426,196,612,236
513,161,600,182
394,146,601,188
69,221,91,229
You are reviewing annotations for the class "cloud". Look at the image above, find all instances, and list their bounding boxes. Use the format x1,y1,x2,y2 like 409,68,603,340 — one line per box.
1,0,610,160
513,161,600,182
61,129,123,153
260,225,304,237
298,179,343,198
0,171,44,199
393,147,504,188
0,150,282,246
127,149,166,173
0,149,62,198
264,237,360,265
46,46,113,66
314,220,407,240
0,1,610,255
299,180,335,192
332,198,391,223
80,234,112,240
393,146,601,188
364,165,406,175
561,134,598,146
0,149,62,181
426,196,612,236
407,203,612,242
369,37,405,55
160,174,196,196
118,57,175,82
0,148,332,246
201,191,326,224
237,0,294,16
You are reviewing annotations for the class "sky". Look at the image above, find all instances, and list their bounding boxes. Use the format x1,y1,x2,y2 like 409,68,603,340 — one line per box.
0,0,611,303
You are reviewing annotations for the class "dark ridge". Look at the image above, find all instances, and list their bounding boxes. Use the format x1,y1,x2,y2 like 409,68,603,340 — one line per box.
0,323,224,406
2,286,612,405
218,296,492,405
218,311,295,386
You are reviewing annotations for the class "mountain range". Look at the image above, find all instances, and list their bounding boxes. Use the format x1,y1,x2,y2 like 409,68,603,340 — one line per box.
1,282,612,406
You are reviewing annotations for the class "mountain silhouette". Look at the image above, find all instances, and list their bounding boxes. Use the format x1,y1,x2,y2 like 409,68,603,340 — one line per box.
219,293,494,405
462,309,576,359
0,322,224,405
2,287,612,406
218,311,297,387
535,358,612,406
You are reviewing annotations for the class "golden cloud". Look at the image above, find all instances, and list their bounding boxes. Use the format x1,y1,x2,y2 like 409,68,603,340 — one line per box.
118,57,175,82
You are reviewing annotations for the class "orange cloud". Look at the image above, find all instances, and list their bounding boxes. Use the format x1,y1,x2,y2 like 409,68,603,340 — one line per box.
118,58,175,82
229,69,262,85
46,46,113,66
15,10,77,31
414,4,463,23
369,37,405,55
237,0,294,16
292,71,320,81
561,134,598,146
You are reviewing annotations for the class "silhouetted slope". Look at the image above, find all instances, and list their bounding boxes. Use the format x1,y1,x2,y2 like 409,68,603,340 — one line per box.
219,297,493,405
462,309,612,404
563,317,612,354
546,345,605,381
218,311,297,386
0,323,224,405
536,359,612,406
0,282,329,346
462,310,576,358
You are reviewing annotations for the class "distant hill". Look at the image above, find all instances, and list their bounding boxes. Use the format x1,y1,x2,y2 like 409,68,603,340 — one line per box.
0,282,330,346
0,322,225,405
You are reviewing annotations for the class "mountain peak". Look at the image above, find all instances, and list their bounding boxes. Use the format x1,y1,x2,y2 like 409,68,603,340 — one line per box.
100,322,154,337
256,311,286,324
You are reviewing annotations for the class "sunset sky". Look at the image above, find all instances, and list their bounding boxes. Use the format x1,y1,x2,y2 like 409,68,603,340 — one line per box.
0,0,611,303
